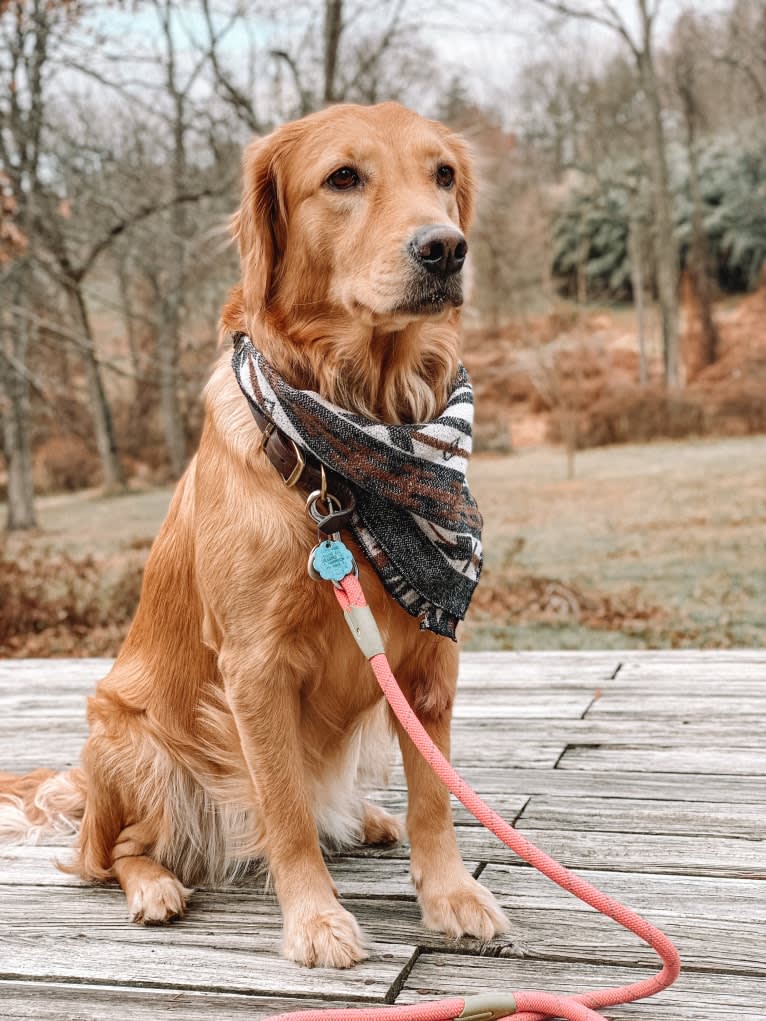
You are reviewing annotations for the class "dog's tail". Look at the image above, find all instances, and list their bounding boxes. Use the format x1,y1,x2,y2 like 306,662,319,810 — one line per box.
0,768,86,844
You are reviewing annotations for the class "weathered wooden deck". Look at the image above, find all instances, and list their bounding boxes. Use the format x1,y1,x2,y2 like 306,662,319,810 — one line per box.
0,652,764,1020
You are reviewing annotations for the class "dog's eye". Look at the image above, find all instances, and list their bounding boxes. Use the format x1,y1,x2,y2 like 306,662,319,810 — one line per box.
327,167,360,191
436,165,455,188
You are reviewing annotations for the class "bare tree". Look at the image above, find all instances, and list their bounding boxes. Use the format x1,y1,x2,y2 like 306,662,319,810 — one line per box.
530,0,682,387
201,0,266,134
671,8,721,372
628,215,649,386
269,0,434,115
155,0,198,477
324,0,343,103
0,0,60,526
713,0,766,110
1,302,37,529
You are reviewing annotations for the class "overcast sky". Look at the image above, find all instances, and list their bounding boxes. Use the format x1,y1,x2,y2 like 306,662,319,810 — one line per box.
83,0,734,127
425,0,733,108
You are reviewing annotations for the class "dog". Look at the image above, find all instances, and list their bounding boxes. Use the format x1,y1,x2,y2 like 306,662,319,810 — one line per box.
0,101,508,968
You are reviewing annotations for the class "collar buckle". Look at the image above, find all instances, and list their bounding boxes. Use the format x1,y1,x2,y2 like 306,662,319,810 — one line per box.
260,420,306,488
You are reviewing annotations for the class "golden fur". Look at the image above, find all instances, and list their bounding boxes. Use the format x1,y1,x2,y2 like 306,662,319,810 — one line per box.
0,102,508,967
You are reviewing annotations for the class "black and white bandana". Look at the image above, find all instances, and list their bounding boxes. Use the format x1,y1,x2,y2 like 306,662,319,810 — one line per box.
232,335,482,640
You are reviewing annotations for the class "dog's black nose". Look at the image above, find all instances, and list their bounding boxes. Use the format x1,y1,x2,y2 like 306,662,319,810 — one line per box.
410,225,467,277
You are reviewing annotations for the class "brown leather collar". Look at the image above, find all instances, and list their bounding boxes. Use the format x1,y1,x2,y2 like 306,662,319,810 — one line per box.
248,396,356,536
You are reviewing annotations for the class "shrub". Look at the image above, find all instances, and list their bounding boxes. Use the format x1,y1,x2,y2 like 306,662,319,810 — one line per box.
0,542,143,656
707,379,766,434
33,436,101,493
548,385,708,448
549,377,766,450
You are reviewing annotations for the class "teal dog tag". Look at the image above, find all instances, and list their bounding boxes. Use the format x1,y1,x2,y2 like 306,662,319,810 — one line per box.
312,539,355,582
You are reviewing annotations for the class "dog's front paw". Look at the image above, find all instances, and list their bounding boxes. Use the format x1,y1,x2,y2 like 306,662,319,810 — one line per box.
128,874,191,925
419,873,509,942
282,904,367,968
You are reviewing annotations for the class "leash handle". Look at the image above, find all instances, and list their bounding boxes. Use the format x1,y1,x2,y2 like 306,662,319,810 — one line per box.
269,569,681,1021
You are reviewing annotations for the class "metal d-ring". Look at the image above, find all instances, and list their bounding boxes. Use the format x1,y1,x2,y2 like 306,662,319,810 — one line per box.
305,489,342,526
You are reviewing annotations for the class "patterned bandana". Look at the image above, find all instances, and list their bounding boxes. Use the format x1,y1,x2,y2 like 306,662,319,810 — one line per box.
232,334,482,640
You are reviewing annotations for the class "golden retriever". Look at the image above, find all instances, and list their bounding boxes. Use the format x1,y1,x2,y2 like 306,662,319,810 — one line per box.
0,101,508,968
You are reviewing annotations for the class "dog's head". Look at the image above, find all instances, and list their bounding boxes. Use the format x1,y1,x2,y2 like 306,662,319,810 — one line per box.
232,102,474,329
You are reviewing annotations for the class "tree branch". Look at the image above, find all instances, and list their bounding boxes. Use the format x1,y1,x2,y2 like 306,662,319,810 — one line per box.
49,182,232,284
341,0,408,99
271,48,314,115
201,0,263,133
711,49,766,104
529,0,640,57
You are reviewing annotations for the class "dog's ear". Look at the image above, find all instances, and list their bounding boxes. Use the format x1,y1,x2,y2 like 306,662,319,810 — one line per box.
231,130,290,317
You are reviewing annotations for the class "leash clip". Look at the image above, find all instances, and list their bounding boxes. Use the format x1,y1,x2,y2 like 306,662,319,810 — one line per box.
305,486,356,537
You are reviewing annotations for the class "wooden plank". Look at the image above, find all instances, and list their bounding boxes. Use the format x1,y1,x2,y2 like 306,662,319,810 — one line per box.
617,659,766,682
17,714,766,751
1,652,762,688
0,728,562,776
4,687,765,723
458,654,618,688
559,745,766,776
364,791,528,830
388,766,766,803
0,739,83,774
0,844,482,899
0,886,412,1000
517,794,766,838
0,935,408,1001
479,864,766,974
0,655,619,693
397,953,766,1019
0,659,109,684
450,717,766,748
614,651,766,661
452,690,596,719
0,981,366,1021
587,692,766,717
483,906,765,975
0,689,594,720
308,826,530,865
481,863,766,920
448,827,766,877
601,680,766,696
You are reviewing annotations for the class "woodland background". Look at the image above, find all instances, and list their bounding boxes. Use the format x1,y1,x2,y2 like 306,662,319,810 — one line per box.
1,0,765,654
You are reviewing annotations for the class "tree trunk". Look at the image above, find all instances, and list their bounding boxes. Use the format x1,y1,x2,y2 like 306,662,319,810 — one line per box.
576,230,588,305
116,251,142,383
1,304,37,531
67,284,125,492
157,87,190,480
158,301,186,478
628,217,648,386
638,44,681,388
154,7,191,481
323,0,343,104
683,102,720,368
562,409,577,481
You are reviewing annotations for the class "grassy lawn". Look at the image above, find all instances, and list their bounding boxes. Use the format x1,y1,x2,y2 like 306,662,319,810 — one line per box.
3,434,765,652
467,434,766,649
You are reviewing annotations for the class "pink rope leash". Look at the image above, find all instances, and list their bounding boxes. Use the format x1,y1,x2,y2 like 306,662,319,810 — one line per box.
268,573,681,1021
